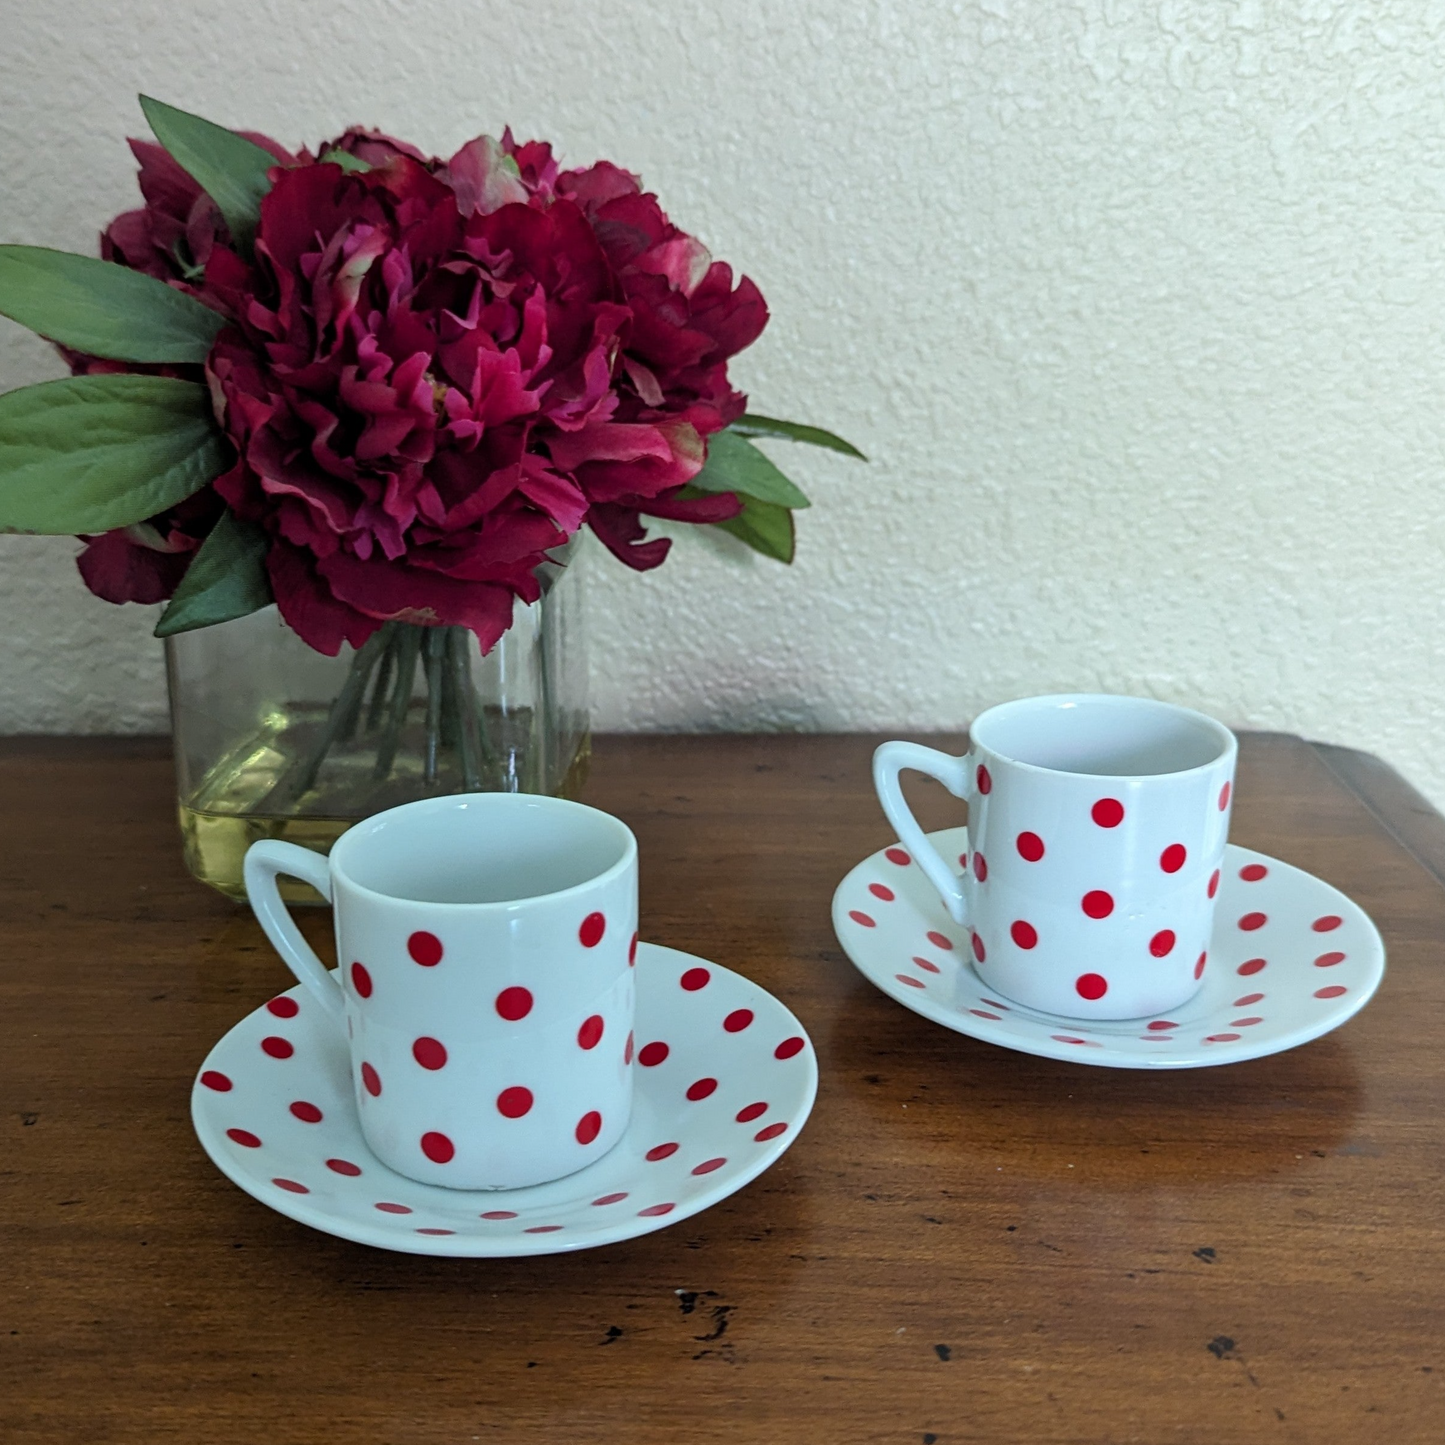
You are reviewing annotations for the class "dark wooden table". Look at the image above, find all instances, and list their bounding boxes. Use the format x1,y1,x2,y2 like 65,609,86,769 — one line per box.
2,732,1443,1443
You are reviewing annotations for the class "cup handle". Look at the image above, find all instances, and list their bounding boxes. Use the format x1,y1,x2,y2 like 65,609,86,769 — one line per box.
872,741,971,925
243,840,344,1021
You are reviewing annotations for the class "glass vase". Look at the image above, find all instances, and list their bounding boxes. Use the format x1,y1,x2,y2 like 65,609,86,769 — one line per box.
165,551,589,901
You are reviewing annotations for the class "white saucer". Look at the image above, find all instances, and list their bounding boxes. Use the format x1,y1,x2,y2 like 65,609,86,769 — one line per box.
192,944,816,1254
833,828,1385,1069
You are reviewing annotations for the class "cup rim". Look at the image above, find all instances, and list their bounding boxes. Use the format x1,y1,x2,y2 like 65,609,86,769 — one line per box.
327,791,637,909
969,693,1237,782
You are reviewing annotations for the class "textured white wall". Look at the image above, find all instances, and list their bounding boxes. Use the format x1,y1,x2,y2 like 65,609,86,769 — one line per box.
3,2,1445,797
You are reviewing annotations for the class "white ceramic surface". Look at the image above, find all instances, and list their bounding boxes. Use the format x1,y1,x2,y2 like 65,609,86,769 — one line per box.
192,944,817,1255
833,827,1384,1069
874,695,1237,1019
244,792,638,1189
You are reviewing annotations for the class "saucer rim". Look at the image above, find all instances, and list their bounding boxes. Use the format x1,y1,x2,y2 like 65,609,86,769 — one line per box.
833,829,1386,1071
192,943,818,1256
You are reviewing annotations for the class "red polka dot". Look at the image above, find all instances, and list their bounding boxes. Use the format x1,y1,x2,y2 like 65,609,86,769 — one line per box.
289,1100,323,1123
416,1228,454,1236
575,1111,602,1145
724,1008,754,1033
686,1077,718,1101
692,1157,727,1175
480,1210,517,1219
1312,915,1343,933
886,847,911,866
1219,781,1232,810
1239,911,1267,931
272,1178,308,1194
629,931,639,965
981,999,1010,1010
1205,1033,1240,1043
1207,869,1221,899
1314,951,1346,968
927,931,954,950
976,764,992,794
1195,952,1208,979
624,1031,635,1064
1239,863,1268,882
1231,1017,1264,1027
525,1225,563,1234
266,996,299,1018
646,1142,679,1161
754,1122,788,1141
592,1193,628,1207
895,974,926,988
578,1014,605,1050
1149,929,1176,958
971,932,986,963
1075,972,1108,1000
848,910,877,928
495,986,533,1021
1160,844,1187,874
261,1036,293,1059
200,1070,232,1092
969,1009,1002,1020
497,1086,533,1118
736,1102,768,1123
958,853,968,870
1016,831,1045,862
350,962,372,998
579,911,606,947
1010,920,1038,949
226,1128,261,1148
421,1131,454,1164
1314,985,1347,999
1091,798,1124,828
869,882,895,902
1082,890,1114,919
326,1158,362,1176
972,853,988,881
681,967,711,990
638,1203,676,1217
638,1041,670,1067
412,1036,447,1070
1146,1020,1178,1031
1237,957,1266,975
407,931,443,966
376,1202,412,1214
1233,993,1265,1006
775,1036,805,1059
911,956,941,973
360,1061,381,1096
1052,1035,1093,1046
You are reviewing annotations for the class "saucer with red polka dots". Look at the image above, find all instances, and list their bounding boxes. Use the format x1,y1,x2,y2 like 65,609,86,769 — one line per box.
833,827,1384,1069
191,944,816,1254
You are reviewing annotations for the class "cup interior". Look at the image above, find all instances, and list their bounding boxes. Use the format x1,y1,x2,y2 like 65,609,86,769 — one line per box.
971,695,1232,778
330,794,634,905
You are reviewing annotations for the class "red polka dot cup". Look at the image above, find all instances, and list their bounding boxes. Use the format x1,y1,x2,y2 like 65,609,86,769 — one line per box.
243,793,638,1189
874,695,1237,1019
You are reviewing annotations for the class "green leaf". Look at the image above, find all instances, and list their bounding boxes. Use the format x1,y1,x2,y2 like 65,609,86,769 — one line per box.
691,429,811,509
154,510,271,636
0,375,228,533
712,494,796,563
0,245,226,363
139,95,278,253
318,148,371,174
729,413,867,460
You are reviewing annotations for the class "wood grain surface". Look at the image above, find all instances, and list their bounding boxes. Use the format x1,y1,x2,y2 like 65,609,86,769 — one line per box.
0,732,1441,1444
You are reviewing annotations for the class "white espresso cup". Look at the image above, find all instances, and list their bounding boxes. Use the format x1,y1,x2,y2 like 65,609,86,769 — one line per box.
243,793,638,1190
874,694,1238,1020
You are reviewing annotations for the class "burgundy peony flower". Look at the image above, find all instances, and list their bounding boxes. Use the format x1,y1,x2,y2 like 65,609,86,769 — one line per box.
72,125,771,650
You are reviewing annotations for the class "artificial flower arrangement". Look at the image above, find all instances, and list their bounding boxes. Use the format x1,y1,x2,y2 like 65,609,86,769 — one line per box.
0,98,860,804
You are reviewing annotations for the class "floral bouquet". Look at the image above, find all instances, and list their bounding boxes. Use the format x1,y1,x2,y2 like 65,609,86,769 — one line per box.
0,97,859,804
